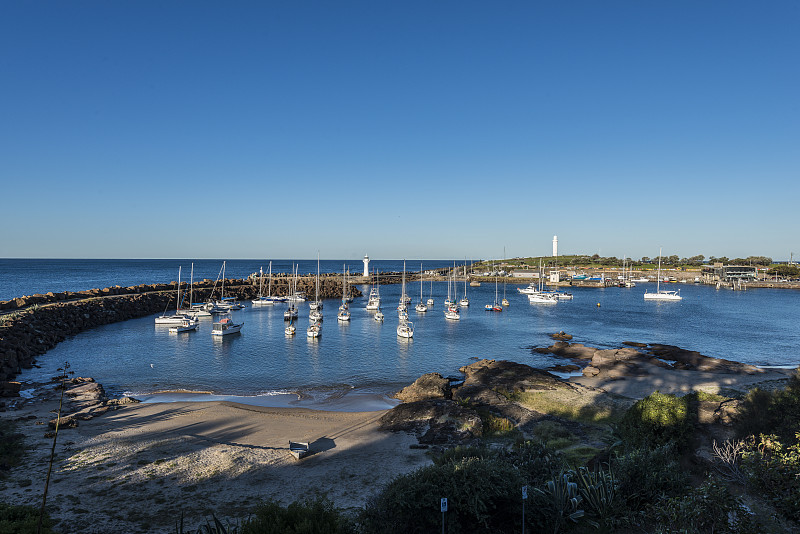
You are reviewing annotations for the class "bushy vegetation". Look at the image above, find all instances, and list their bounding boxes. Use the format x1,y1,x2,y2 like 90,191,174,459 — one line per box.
612,444,689,511
648,479,759,534
735,369,800,442
0,503,53,534
241,497,355,534
732,369,800,522
616,391,696,451
360,441,559,533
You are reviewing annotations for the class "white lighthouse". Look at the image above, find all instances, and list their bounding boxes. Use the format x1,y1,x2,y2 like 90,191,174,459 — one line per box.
363,255,370,278
552,235,558,257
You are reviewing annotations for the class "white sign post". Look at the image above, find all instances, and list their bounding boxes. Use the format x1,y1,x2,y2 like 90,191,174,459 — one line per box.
522,485,528,534
440,497,448,534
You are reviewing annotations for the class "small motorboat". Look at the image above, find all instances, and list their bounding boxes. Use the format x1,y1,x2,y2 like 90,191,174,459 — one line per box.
169,319,198,333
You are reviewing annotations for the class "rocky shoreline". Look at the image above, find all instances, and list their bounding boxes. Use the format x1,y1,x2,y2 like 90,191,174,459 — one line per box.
378,339,794,449
0,278,362,391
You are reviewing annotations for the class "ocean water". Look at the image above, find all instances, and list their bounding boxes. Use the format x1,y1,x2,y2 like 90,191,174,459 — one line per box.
0,258,455,301
8,259,800,402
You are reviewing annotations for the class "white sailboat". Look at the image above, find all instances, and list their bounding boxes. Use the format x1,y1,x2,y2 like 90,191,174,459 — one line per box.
287,264,307,302
252,261,279,306
397,315,414,338
459,262,470,307
415,263,428,312
444,303,460,320
485,271,503,312
156,267,198,325
337,264,351,322
426,275,434,307
644,248,683,301
285,318,296,336
444,265,455,308
397,261,409,314
213,261,243,311
366,268,381,310
307,254,323,337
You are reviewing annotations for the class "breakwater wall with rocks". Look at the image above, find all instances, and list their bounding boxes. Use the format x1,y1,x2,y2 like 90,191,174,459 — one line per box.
0,277,362,391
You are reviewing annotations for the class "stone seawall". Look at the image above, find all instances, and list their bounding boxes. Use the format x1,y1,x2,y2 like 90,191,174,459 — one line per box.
0,277,361,391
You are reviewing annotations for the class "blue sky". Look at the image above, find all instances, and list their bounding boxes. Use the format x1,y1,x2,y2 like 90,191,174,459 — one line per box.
2,1,798,261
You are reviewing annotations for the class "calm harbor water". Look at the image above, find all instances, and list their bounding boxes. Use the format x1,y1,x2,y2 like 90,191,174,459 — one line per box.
8,259,799,404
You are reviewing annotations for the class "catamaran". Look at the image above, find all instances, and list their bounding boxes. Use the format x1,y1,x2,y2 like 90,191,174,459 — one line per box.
644,248,683,301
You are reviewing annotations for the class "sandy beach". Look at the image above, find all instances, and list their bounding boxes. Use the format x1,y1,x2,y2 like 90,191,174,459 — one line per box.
1,360,794,534
1,390,429,534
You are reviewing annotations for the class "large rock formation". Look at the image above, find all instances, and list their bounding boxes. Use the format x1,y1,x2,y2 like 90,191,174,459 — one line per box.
392,373,451,402
381,359,576,445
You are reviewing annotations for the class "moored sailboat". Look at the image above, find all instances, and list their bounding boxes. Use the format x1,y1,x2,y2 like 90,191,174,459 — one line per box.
644,248,683,301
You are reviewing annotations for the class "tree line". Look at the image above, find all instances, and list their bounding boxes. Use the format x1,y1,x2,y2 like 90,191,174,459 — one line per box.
505,255,775,268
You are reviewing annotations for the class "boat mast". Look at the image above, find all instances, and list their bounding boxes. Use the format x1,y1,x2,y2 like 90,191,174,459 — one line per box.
656,248,662,293
221,261,226,301
177,266,182,314
189,263,193,308
268,261,272,298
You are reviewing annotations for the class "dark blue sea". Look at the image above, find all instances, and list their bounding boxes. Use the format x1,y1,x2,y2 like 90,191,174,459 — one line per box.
4,259,799,404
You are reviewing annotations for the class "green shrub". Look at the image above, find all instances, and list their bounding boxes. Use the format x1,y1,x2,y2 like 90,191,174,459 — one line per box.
612,444,689,511
0,503,54,534
361,442,559,533
574,465,616,523
649,479,760,534
741,433,800,523
533,471,585,534
241,497,354,534
617,392,695,450
736,369,800,442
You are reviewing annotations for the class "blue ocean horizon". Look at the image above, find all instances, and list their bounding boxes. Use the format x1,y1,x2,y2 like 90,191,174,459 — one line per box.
0,258,462,302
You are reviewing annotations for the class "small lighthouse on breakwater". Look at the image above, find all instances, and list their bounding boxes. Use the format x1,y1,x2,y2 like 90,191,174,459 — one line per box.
553,236,558,257
363,255,370,278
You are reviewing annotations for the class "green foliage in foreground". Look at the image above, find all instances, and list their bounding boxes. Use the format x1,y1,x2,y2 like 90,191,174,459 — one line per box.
0,503,53,534
741,433,800,522
735,368,800,442
612,444,689,512
241,497,355,534
617,391,696,451
360,441,559,533
648,479,760,534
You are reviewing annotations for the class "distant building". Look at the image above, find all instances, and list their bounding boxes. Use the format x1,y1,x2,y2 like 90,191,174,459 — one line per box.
701,263,757,283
